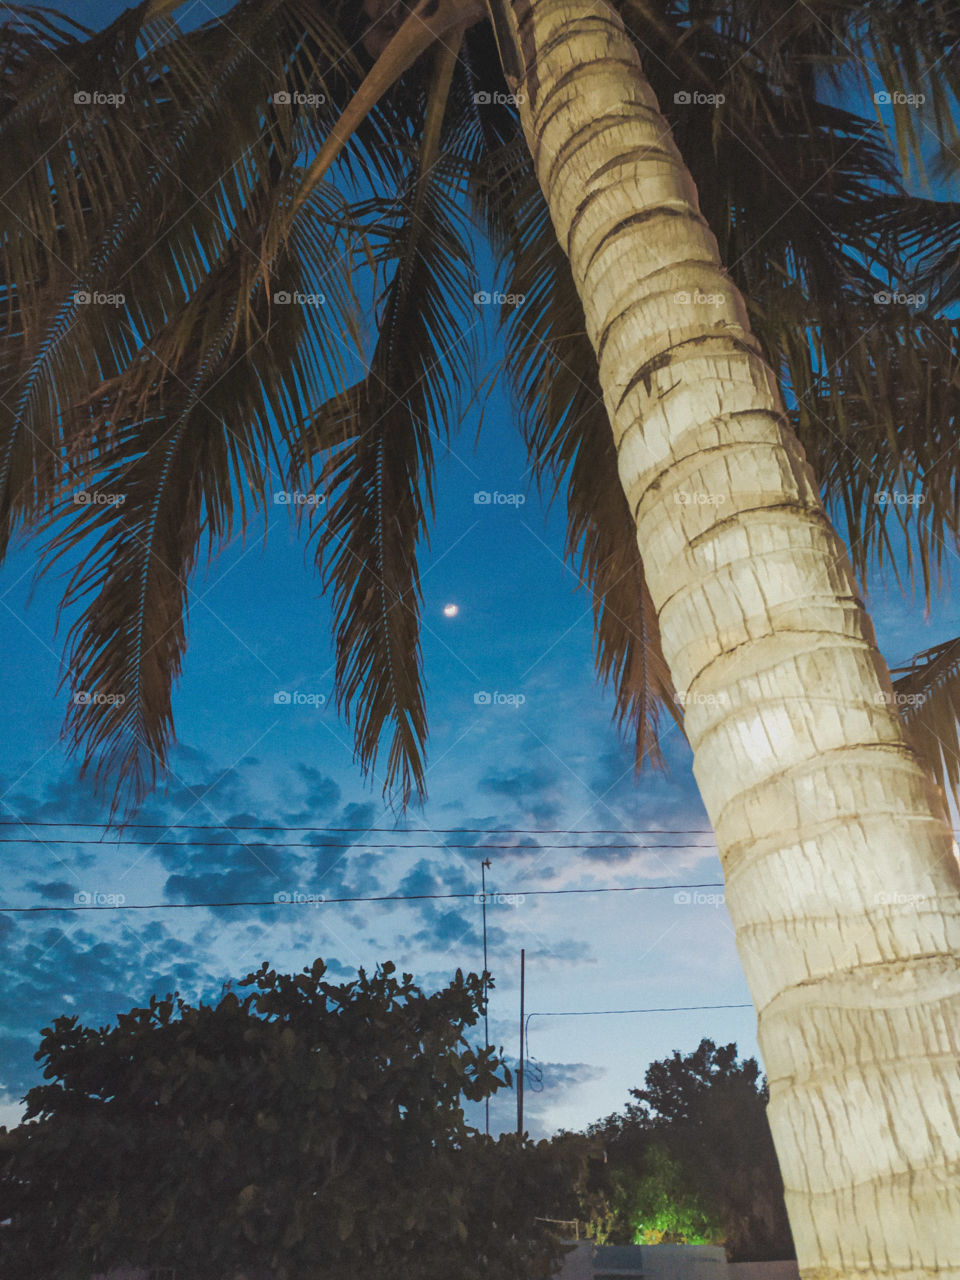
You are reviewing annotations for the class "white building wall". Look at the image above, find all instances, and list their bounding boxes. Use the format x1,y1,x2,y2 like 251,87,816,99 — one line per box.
555,1243,730,1279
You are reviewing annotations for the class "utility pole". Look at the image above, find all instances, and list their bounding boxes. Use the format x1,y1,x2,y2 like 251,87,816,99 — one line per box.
518,947,525,1137
481,857,491,1136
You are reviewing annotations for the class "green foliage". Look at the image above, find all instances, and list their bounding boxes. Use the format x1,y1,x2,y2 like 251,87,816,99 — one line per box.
588,1040,794,1262
627,1146,722,1245
0,959,574,1280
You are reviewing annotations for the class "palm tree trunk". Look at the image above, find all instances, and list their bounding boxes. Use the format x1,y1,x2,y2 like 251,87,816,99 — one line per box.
498,0,960,1273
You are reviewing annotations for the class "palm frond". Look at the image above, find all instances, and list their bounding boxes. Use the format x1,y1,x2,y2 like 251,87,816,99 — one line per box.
474,146,679,765
892,637,960,795
0,0,356,555
302,74,479,805
38,172,361,810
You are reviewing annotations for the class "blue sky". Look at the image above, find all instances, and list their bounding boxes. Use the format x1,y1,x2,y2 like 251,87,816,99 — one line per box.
2,0,959,1139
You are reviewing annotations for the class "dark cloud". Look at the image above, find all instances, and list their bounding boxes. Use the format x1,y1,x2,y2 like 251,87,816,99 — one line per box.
281,765,342,820
396,858,473,899
479,763,556,802
25,880,77,901
474,759,566,827
340,801,378,830
164,866,282,910
0,919,204,1097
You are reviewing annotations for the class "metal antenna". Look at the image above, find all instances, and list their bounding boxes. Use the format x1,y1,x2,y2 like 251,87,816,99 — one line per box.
481,856,491,1136
518,947,525,1137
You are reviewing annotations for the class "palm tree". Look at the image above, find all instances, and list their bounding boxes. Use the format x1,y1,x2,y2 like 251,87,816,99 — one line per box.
2,0,960,1271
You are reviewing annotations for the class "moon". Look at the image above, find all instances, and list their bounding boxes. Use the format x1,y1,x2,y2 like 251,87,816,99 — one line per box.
442,603,459,618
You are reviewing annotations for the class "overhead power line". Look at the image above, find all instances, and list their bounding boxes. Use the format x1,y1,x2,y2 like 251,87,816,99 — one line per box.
0,821,716,834
527,1003,754,1018
1,880,725,914
0,836,717,850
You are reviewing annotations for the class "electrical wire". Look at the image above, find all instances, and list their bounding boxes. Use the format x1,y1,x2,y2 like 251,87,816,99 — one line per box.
0,820,716,834
0,836,717,849
0,880,726,914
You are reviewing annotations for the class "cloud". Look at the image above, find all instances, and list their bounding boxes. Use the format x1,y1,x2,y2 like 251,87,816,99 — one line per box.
280,765,342,820
477,763,565,826
468,1060,604,1138
25,879,77,901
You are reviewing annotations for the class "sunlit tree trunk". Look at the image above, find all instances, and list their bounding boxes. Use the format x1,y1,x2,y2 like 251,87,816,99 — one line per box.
497,0,960,1273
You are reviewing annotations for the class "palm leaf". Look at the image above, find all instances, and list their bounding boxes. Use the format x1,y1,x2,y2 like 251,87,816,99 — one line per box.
38,174,361,810
474,142,680,765
0,0,355,553
301,53,478,805
892,637,960,794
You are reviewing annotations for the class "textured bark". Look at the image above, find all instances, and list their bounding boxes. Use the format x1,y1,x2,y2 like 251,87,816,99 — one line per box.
500,0,960,1274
